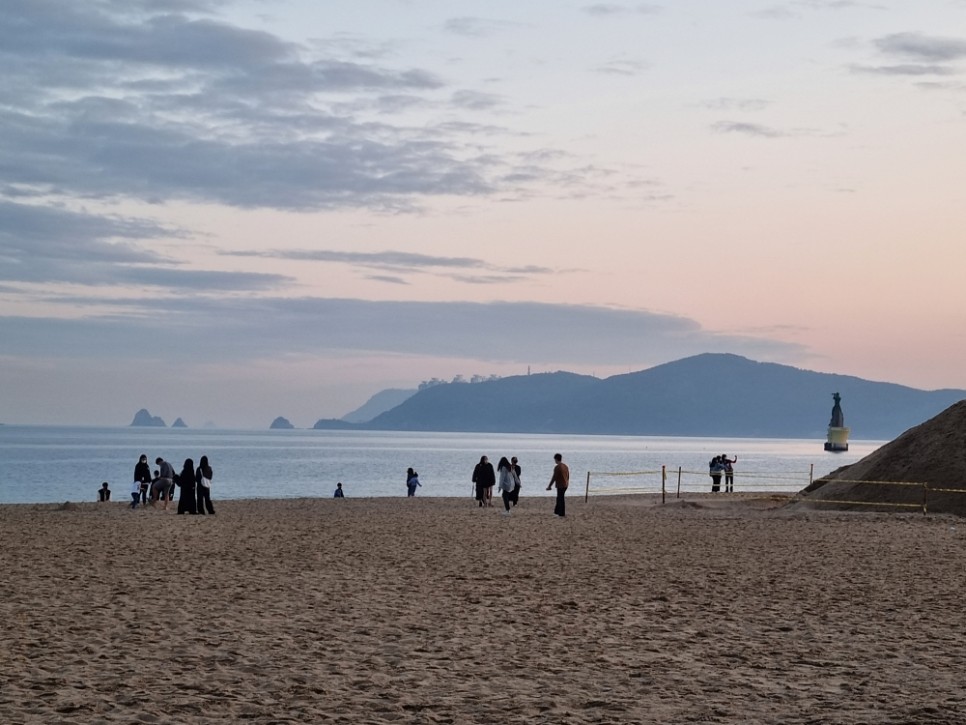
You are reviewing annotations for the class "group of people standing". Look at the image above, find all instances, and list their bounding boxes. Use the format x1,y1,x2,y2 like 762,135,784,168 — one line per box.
708,454,737,493
130,453,216,515
470,453,570,517
472,455,522,514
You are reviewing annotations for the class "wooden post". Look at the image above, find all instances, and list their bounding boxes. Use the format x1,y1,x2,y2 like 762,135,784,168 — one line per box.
585,471,591,503
922,482,928,515
809,463,814,486
661,465,666,505
677,466,682,498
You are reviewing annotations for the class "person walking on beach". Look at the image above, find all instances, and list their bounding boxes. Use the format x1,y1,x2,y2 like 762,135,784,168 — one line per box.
154,457,175,509
472,456,495,507
98,482,111,502
195,455,215,515
406,468,421,497
334,482,345,498
721,454,737,493
133,454,152,507
546,453,570,518
510,456,522,506
497,456,520,515
177,458,197,515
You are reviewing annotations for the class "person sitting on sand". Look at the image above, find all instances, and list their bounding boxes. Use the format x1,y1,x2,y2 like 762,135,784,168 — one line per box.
97,482,111,502
334,482,345,498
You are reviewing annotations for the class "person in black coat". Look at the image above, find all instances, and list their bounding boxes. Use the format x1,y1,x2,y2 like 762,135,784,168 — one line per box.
195,455,215,515
472,455,495,508
133,454,152,506
510,456,522,506
177,458,197,515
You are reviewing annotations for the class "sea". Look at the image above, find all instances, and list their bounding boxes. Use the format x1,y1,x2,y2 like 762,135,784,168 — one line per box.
0,426,885,505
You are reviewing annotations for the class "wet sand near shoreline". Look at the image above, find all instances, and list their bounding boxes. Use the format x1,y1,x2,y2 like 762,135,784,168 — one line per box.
2,495,965,724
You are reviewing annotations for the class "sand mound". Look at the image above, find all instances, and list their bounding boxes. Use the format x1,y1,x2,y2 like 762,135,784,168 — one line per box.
798,399,966,515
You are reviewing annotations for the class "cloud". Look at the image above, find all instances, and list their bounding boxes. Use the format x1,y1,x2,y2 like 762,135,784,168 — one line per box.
0,2,631,221
875,32,966,63
592,58,650,76
711,121,785,138
451,90,504,110
443,17,522,38
0,297,806,368
752,0,877,19
849,63,956,77
847,32,966,83
702,98,770,112
581,4,663,16
0,199,290,291
221,248,554,281
0,200,170,284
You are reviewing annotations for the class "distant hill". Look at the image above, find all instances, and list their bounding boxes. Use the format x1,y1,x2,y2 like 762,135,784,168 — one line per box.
270,416,294,430
131,408,165,427
171,417,188,428
341,388,416,424
361,354,966,439
312,418,356,430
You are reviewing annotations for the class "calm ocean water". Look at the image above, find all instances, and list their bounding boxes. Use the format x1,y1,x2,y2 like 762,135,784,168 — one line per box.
0,426,885,505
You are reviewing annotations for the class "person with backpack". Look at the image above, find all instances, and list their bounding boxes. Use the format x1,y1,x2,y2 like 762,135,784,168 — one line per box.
709,456,723,493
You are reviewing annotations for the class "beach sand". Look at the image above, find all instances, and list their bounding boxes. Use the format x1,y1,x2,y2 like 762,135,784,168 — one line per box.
2,494,965,724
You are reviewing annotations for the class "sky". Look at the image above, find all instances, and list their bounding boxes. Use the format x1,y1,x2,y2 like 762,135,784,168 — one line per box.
2,0,966,428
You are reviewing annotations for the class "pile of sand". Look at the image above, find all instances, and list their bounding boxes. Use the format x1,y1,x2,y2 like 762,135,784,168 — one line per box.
800,399,966,515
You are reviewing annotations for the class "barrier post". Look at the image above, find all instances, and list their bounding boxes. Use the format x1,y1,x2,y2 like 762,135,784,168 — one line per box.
922,483,928,515
677,466,682,498
809,463,814,486
585,471,591,503
661,465,666,505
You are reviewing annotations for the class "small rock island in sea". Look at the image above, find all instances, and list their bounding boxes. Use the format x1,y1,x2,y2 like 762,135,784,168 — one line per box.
172,417,188,428
270,416,295,429
131,408,166,427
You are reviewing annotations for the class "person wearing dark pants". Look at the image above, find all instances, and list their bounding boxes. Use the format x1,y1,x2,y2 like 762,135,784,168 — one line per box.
497,457,519,515
134,454,151,506
177,458,197,515
510,456,522,506
546,453,570,518
195,455,215,515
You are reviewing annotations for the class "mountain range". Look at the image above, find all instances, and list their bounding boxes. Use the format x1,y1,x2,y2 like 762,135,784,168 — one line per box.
322,354,966,440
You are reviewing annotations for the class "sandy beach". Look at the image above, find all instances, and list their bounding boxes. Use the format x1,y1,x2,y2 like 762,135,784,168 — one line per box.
2,494,965,724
